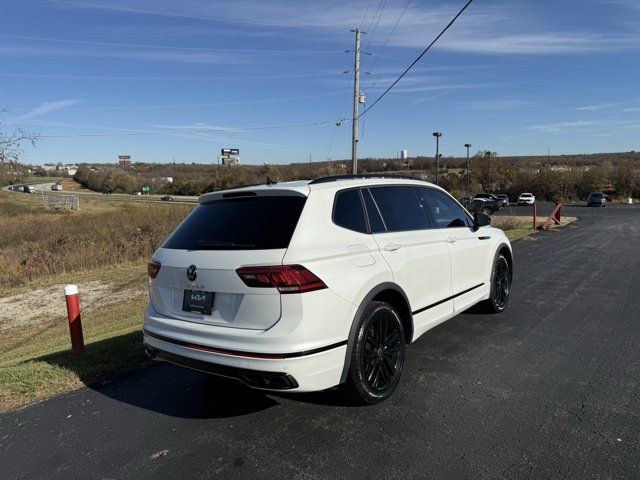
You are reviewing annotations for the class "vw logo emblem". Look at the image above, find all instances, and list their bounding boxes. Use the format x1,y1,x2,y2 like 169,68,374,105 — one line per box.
186,265,198,282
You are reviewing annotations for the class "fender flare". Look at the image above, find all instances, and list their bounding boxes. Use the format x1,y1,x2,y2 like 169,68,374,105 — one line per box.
491,242,513,284
339,282,412,384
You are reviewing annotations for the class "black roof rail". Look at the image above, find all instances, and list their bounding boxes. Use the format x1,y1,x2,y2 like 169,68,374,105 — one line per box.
309,173,423,185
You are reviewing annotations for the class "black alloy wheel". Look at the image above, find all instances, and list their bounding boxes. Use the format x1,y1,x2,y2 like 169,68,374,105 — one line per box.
493,256,511,310
480,253,511,313
344,301,405,404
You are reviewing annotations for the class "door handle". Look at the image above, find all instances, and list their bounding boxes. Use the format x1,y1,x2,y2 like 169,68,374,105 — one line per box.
446,236,458,243
383,242,401,252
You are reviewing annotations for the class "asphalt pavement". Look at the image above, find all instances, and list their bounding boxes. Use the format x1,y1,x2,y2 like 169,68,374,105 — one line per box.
1,204,639,479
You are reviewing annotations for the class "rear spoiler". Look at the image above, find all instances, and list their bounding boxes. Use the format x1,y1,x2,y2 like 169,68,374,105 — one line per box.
199,186,309,204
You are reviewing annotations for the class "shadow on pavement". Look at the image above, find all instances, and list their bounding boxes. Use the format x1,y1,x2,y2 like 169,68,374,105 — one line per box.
35,331,280,419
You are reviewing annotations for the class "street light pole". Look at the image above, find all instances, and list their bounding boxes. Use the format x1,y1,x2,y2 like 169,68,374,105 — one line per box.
433,131,442,185
465,143,472,195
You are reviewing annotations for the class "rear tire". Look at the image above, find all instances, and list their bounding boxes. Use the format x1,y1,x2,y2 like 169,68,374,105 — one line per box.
343,302,405,404
479,253,511,313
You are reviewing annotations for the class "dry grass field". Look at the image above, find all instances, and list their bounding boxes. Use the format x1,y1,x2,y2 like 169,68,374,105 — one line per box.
0,190,193,410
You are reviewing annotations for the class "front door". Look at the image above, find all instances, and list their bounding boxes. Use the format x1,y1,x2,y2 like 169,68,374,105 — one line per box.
416,187,492,312
364,186,454,338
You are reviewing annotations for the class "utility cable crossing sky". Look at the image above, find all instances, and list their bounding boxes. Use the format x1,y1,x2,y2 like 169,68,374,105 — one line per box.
358,0,475,119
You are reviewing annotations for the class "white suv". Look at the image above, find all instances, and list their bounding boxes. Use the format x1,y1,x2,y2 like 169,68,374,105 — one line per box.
518,192,536,205
143,175,513,403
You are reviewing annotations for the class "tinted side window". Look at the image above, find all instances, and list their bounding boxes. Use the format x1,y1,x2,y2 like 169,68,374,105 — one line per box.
363,189,386,233
369,186,430,232
333,189,367,233
417,188,473,228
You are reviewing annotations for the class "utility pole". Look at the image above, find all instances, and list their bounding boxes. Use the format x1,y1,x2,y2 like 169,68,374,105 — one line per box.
351,28,361,175
465,143,472,195
433,131,442,185
486,150,492,192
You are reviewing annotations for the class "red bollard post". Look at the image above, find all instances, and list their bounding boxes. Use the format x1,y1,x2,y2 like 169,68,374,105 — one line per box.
64,284,84,355
533,204,538,230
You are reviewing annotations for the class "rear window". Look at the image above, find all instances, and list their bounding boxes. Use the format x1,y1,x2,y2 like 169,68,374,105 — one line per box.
163,195,306,250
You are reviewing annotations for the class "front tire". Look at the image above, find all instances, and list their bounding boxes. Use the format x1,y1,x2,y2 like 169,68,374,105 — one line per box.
343,302,405,404
479,253,511,313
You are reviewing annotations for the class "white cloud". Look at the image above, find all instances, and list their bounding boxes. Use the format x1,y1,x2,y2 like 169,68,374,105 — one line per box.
575,103,615,112
531,120,599,134
0,44,244,65
16,99,82,120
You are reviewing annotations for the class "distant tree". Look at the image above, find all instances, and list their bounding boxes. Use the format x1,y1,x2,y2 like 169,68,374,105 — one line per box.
0,107,37,163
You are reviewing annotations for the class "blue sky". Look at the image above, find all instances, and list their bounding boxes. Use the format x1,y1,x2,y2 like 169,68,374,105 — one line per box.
1,0,639,165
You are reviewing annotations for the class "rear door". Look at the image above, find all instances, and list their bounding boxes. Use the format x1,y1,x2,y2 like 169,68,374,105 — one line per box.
416,187,492,312
149,191,307,330
365,186,453,337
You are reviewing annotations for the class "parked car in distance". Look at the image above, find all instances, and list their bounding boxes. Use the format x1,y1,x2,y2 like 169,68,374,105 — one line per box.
472,193,503,213
161,196,174,202
143,175,513,404
518,192,536,205
587,192,606,207
51,184,63,191
495,194,509,206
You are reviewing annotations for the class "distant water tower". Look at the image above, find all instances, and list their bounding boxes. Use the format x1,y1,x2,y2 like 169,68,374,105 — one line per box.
400,149,408,160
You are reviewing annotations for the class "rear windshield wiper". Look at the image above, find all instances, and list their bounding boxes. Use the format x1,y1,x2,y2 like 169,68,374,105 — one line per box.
194,240,256,249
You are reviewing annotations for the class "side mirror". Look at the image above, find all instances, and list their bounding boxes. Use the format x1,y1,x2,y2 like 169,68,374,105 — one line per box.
473,211,491,231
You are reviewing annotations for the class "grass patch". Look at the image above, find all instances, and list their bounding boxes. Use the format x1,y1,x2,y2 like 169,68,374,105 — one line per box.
492,215,577,241
0,276,149,411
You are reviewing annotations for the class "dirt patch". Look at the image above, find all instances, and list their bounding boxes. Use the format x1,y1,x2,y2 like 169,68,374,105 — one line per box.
0,280,145,332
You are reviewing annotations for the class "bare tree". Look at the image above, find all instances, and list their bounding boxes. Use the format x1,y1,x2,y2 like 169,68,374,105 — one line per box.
0,108,37,163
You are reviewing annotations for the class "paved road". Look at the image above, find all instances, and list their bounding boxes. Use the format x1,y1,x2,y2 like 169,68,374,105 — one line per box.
3,183,197,205
2,205,639,479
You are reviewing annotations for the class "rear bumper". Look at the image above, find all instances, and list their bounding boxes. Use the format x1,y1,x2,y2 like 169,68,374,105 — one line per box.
142,289,354,392
147,346,299,390
143,329,347,392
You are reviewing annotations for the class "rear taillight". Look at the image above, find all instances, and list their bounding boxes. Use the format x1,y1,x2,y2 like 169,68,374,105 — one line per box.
236,265,327,294
147,260,161,279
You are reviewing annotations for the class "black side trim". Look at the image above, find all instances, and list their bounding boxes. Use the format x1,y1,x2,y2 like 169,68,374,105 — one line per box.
478,236,491,240
143,329,346,359
412,283,484,315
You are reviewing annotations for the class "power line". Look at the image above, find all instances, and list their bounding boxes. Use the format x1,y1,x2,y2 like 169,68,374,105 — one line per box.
360,0,412,140
366,0,412,80
358,0,475,119
0,34,341,55
359,0,376,28
361,0,389,56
